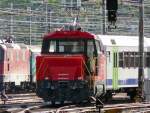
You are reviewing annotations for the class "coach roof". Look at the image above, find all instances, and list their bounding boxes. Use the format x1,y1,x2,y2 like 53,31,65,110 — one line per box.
43,30,95,40
97,35,150,47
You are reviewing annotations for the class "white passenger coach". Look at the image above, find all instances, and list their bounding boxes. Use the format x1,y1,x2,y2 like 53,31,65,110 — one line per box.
96,35,150,97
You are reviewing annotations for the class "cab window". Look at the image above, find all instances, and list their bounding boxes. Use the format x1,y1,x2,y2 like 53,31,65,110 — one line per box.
59,41,84,53
49,41,56,52
42,39,85,54
87,40,97,57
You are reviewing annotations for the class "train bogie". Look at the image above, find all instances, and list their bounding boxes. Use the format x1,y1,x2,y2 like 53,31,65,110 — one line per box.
36,80,89,103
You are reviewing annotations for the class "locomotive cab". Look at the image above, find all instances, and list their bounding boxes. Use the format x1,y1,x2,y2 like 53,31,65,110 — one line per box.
41,37,97,73
36,30,106,103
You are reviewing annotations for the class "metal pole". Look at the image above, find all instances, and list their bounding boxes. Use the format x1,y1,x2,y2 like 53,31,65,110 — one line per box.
49,12,51,32
10,3,13,35
102,0,106,34
138,0,144,101
45,2,48,32
28,7,32,45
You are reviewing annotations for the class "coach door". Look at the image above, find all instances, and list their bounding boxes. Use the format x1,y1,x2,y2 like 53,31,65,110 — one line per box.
112,41,119,90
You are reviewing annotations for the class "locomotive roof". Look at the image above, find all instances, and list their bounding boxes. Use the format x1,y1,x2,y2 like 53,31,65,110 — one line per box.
97,35,150,47
43,30,95,40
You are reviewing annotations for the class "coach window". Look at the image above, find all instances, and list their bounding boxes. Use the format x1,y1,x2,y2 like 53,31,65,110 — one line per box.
119,52,123,67
134,52,139,67
124,52,135,68
124,52,129,68
145,52,150,67
132,52,136,67
130,52,135,67
128,52,133,67
124,52,127,67
127,52,131,67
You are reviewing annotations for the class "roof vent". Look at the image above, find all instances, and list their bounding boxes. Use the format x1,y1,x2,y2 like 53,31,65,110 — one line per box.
111,39,116,45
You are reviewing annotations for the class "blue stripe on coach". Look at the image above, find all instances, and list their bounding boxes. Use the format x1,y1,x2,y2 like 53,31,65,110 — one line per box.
106,79,138,85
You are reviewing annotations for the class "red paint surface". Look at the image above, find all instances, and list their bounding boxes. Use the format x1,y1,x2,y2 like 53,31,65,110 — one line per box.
44,31,95,40
36,55,85,81
0,44,30,81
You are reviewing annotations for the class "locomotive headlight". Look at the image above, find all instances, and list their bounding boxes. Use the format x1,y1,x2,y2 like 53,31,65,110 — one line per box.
44,77,49,80
77,76,82,80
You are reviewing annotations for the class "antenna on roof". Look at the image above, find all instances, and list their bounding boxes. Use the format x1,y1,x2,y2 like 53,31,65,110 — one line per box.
62,16,82,31
72,10,82,31
73,17,77,26
57,7,82,31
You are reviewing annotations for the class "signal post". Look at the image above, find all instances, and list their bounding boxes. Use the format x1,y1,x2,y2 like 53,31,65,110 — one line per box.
138,0,144,102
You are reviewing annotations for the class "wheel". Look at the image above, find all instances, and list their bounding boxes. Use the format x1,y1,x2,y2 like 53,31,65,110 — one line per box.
127,88,137,102
99,91,112,103
105,91,112,103
51,100,55,105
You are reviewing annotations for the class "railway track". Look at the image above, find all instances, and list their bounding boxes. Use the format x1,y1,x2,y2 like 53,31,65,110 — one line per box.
1,93,150,113
18,104,97,113
102,102,150,113
0,93,97,113
0,93,43,113
15,102,150,113
0,93,43,105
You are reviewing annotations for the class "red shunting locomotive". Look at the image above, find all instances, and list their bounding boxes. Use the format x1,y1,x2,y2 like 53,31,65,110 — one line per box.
36,26,106,104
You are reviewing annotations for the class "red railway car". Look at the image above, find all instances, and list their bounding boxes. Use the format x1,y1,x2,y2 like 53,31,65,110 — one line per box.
0,42,30,91
36,27,106,104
